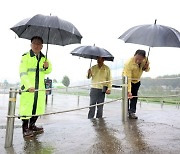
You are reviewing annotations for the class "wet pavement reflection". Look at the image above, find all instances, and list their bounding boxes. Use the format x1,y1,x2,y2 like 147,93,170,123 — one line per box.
122,120,150,153
1,93,180,153
23,135,54,154
5,146,15,154
90,118,122,154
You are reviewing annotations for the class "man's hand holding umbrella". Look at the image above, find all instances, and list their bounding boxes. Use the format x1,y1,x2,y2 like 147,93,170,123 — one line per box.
142,61,150,71
43,61,49,69
87,68,92,79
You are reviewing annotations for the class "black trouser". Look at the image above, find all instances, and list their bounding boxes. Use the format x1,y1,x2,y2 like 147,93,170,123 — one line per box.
128,81,141,114
22,116,38,131
88,88,105,119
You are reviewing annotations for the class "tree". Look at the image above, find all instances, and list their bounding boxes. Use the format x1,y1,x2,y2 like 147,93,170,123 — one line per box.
53,79,58,83
3,80,9,88
62,76,70,92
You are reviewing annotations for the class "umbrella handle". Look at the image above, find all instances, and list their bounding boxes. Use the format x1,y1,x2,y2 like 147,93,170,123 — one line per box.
45,28,50,61
45,43,48,61
87,59,92,79
89,59,92,68
147,46,150,59
142,47,150,70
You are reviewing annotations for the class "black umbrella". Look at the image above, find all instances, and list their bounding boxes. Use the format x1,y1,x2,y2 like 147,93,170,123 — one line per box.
71,45,114,67
10,14,82,57
119,20,180,58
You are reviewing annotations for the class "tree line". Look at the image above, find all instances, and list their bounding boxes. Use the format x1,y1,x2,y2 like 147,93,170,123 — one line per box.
141,74,180,89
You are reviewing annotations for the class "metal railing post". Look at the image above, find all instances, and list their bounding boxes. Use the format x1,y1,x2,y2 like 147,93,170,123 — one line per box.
77,95,80,107
122,76,128,122
4,88,17,148
161,100,164,109
51,94,54,105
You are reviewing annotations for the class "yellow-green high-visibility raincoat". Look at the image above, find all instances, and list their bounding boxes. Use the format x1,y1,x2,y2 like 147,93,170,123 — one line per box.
19,50,52,119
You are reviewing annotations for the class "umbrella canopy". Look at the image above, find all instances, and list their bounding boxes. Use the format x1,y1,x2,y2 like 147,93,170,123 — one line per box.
71,45,114,61
119,20,180,48
11,14,82,58
11,14,82,46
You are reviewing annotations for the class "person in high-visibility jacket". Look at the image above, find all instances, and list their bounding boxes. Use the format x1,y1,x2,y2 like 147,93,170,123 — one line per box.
19,36,52,138
122,49,150,119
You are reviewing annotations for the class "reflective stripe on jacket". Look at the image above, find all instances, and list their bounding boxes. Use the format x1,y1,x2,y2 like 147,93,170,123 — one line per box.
19,50,52,119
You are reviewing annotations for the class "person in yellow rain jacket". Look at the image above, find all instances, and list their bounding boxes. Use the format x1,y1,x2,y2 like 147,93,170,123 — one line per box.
19,36,52,138
122,49,150,119
87,57,112,119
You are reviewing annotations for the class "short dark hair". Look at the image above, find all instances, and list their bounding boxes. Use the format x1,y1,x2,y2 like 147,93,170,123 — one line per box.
134,49,146,57
31,36,43,44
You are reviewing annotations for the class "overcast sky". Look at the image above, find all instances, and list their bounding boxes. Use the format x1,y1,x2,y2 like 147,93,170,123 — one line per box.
0,0,180,84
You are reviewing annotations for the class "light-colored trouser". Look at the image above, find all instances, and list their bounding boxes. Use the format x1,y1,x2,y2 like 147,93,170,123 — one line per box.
88,88,105,119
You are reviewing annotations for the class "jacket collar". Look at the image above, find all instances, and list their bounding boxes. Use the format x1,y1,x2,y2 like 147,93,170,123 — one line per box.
30,49,45,58
96,63,105,69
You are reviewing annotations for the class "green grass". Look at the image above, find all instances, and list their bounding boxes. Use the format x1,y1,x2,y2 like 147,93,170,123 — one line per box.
56,87,180,105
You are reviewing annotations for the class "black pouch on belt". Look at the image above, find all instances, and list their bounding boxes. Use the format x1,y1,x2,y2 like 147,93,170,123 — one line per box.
102,86,108,93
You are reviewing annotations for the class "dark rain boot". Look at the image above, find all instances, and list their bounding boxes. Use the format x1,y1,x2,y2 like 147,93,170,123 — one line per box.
29,116,44,134
22,119,33,138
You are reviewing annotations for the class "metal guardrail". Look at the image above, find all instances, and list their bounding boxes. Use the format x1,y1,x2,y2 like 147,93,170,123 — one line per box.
3,76,180,148
4,78,128,148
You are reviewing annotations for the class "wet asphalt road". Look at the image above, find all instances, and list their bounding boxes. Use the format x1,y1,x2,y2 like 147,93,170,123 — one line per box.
0,93,180,154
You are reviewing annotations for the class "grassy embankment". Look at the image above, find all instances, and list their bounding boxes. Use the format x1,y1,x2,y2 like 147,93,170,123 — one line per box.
57,87,180,105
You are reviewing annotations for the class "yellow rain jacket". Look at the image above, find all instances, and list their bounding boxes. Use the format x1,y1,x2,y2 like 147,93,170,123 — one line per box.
19,50,52,119
87,64,112,91
122,57,150,92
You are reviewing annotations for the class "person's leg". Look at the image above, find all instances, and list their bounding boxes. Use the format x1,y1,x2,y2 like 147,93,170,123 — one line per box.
96,90,105,118
22,119,28,133
129,82,141,113
128,99,130,112
29,116,38,126
29,116,44,133
22,119,33,137
129,82,141,119
88,88,97,119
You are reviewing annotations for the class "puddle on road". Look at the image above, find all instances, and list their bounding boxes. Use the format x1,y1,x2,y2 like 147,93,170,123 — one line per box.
1,93,180,153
